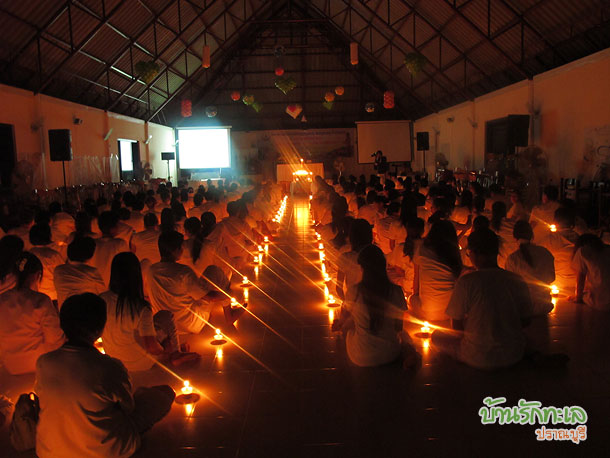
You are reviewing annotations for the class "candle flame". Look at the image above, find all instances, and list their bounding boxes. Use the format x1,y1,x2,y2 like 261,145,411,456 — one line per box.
421,322,431,333
549,224,557,233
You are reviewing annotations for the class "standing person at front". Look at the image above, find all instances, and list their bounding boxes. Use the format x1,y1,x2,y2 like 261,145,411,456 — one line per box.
35,293,176,458
432,228,533,370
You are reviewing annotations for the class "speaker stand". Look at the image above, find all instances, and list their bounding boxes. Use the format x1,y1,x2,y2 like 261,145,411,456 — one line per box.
422,149,428,179
166,159,171,182
61,160,68,205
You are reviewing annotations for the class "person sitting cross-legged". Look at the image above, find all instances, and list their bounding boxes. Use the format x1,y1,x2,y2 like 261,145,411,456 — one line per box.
431,228,533,370
35,293,176,458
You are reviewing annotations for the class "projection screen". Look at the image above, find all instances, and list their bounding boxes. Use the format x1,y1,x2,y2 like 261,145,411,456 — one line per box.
176,127,231,170
356,120,412,164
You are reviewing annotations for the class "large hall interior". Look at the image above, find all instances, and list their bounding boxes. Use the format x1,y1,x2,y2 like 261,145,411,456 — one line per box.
1,0,610,457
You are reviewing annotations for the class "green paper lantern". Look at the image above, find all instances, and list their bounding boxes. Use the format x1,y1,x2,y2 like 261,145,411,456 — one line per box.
135,61,160,84
242,94,255,106
251,102,263,113
322,100,334,110
275,76,297,95
404,53,427,75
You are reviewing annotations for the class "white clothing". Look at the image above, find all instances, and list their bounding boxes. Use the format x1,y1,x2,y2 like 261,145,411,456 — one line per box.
446,268,532,369
100,291,156,371
492,219,518,268
188,205,205,220
36,346,140,458
0,288,64,374
51,212,75,243
375,216,406,254
451,206,471,225
539,230,578,292
54,262,106,307
182,238,217,276
93,237,129,286
130,229,161,264
572,244,610,311
115,221,135,244
357,204,377,226
530,201,560,242
146,261,212,334
505,244,555,315
412,245,457,321
343,284,406,367
29,245,65,300
387,239,421,294
127,213,145,233
336,251,362,295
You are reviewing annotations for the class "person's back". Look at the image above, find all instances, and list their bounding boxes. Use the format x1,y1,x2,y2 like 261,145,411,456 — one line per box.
540,229,578,291
446,268,531,369
36,344,139,457
50,209,75,244
94,212,129,286
0,288,64,375
572,239,610,311
505,244,555,315
357,204,377,226
131,228,161,264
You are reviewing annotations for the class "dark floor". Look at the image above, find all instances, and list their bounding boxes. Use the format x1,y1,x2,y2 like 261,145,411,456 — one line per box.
1,198,609,457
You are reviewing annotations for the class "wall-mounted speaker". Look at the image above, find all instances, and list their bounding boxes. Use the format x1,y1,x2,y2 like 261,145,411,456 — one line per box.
48,129,72,162
416,132,429,151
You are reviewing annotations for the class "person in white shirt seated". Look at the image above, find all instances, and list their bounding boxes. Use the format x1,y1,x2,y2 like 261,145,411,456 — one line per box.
505,221,555,316
387,217,425,296
182,217,217,276
115,207,136,243
0,253,64,375
54,236,106,308
530,184,561,242
49,201,75,245
0,235,24,295
539,207,579,294
188,193,206,220
357,191,378,227
130,213,162,264
506,189,529,222
570,234,610,311
64,211,100,248
375,202,406,255
35,293,176,458
332,244,414,367
28,223,65,303
93,211,129,287
218,200,253,269
127,200,146,233
432,228,533,370
101,252,200,371
146,231,237,335
336,219,373,301
409,220,463,322
490,201,517,268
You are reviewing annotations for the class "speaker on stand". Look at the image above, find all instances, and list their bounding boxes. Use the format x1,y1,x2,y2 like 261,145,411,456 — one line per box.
48,129,72,204
416,132,429,179
161,152,175,182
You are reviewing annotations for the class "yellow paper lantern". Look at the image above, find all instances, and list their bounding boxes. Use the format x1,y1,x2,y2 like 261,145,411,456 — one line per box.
202,45,210,69
350,42,358,65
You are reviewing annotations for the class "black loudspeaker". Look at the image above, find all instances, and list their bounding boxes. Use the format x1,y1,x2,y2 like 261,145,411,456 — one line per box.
161,152,175,161
507,115,530,147
416,132,429,151
48,129,72,161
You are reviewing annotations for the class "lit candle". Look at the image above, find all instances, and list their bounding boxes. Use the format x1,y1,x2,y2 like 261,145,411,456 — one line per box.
258,245,263,253
327,295,337,307
181,380,193,395
242,276,249,285
214,329,223,340
549,224,557,233
264,236,269,243
254,255,259,264
95,337,105,354
550,284,559,296
323,273,331,282
316,233,321,240
324,284,329,299
230,298,238,308
421,322,431,334
318,243,324,250
309,194,313,200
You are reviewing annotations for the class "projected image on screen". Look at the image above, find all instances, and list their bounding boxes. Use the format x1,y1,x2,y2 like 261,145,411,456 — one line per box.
177,128,231,169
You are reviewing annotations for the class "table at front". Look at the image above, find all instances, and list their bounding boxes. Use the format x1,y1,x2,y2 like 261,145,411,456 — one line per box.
276,163,324,182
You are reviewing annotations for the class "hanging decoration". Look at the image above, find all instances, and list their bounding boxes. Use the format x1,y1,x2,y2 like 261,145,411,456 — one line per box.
135,61,160,84
285,104,303,119
301,115,307,123
404,53,427,75
275,67,285,76
231,91,241,101
202,45,211,69
324,92,335,103
350,42,358,65
242,94,255,106
205,106,217,117
335,86,345,96
181,99,192,118
275,76,297,95
251,102,263,113
365,102,375,113
323,100,334,110
383,91,395,109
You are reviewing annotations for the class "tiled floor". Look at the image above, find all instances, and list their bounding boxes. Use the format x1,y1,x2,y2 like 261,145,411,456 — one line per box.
1,198,609,457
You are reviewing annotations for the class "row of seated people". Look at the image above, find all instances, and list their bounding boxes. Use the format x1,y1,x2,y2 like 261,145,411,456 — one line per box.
312,174,610,369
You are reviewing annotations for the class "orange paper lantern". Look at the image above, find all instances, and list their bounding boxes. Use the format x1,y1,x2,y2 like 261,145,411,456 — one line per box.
383,90,395,109
335,86,344,96
275,67,284,76
231,91,240,101
324,92,335,103
202,45,210,68
181,99,192,118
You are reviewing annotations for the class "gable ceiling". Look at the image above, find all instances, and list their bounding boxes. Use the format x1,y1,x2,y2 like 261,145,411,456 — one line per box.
1,0,608,130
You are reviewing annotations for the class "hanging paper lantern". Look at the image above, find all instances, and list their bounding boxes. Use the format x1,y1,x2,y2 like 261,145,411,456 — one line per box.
323,100,334,110
350,42,358,65
181,99,192,118
301,115,307,123
242,94,255,106
275,67,285,76
335,86,344,96
285,104,303,119
202,45,210,69
275,76,297,95
365,102,375,113
383,91,395,109
205,106,217,117
251,102,263,113
230,91,240,101
324,92,335,103
135,61,160,84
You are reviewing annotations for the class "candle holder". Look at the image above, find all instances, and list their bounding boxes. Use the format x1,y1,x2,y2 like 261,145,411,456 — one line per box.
240,276,250,287
318,243,324,251
549,224,557,233
550,284,559,297
327,295,339,308
211,328,227,346
175,380,201,405
417,321,432,338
